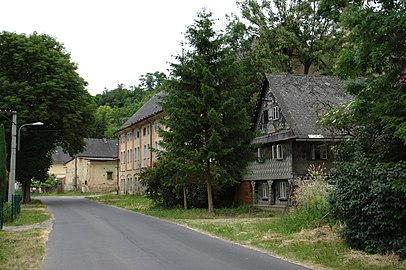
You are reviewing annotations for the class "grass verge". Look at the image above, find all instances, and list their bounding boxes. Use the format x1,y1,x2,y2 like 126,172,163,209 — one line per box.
89,194,406,270
0,228,48,270
0,199,51,270
4,199,50,226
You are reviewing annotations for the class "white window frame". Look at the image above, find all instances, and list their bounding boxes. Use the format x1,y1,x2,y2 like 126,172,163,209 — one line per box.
257,147,264,163
261,182,269,199
272,144,283,160
279,181,287,200
311,144,328,160
272,106,280,120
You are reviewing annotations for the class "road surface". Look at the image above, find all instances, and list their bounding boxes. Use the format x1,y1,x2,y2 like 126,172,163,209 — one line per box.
40,196,309,270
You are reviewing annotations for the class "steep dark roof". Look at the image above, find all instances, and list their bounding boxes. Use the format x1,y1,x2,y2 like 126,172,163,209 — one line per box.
259,74,351,139
52,138,118,164
119,91,166,131
51,148,71,164
78,138,118,158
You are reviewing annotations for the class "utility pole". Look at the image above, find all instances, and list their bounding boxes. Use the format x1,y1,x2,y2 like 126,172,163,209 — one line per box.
8,111,17,202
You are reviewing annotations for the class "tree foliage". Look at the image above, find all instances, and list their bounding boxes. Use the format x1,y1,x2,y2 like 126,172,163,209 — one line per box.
152,10,253,212
321,0,406,258
0,31,95,202
237,0,341,74
90,72,167,139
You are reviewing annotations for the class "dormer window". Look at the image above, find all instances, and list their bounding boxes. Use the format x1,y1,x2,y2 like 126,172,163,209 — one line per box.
272,106,280,120
262,110,269,124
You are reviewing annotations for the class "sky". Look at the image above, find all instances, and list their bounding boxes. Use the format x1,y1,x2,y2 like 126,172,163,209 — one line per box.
1,0,241,96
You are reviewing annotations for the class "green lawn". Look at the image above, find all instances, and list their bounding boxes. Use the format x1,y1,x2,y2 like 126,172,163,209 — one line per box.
89,194,406,270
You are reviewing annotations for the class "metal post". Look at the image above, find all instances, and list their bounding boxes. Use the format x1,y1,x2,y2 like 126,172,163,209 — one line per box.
8,111,17,203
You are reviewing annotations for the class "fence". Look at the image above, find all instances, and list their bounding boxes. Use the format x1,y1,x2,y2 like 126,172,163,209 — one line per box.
0,194,22,230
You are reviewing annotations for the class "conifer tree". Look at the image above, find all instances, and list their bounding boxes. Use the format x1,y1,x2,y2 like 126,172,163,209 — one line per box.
160,10,253,212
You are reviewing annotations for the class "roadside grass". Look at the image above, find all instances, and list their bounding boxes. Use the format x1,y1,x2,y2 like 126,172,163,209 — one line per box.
0,199,51,270
0,228,48,270
90,194,406,270
4,199,50,226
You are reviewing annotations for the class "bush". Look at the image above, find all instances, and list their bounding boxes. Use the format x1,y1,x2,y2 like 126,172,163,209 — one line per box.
329,145,406,259
140,158,238,209
31,174,59,193
272,165,334,234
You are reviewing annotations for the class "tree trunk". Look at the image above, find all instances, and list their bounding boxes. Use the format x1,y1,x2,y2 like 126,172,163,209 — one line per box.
22,180,31,204
183,185,188,210
304,62,311,75
206,159,213,213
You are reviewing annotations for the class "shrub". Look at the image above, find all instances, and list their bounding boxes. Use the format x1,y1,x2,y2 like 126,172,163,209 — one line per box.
31,174,59,193
329,145,406,259
272,165,334,234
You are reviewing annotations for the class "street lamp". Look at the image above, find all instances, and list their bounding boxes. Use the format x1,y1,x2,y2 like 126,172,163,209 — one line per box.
18,122,44,151
8,120,43,202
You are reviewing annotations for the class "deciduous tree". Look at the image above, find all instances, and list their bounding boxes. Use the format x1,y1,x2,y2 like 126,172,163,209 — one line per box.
0,31,95,203
237,0,341,74
321,0,406,258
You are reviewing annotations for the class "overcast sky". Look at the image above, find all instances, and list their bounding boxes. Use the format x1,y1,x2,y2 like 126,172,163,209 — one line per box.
1,0,241,96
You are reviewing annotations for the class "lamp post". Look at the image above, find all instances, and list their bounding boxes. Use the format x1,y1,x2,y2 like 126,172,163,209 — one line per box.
7,111,17,203
7,120,44,202
18,122,44,151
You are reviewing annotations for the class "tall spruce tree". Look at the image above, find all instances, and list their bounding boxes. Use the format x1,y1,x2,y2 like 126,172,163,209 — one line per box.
160,10,253,212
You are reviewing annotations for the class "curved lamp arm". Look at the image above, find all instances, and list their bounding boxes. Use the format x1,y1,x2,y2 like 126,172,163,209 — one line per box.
17,122,44,151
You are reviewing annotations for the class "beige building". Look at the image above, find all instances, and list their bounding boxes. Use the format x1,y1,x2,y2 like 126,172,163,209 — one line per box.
116,92,165,195
48,149,71,189
49,139,118,193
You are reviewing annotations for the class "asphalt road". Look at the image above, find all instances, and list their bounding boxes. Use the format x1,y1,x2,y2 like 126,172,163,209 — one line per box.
40,196,309,270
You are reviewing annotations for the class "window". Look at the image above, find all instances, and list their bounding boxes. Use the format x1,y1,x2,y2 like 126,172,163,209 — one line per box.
127,132,132,142
127,150,131,163
154,122,161,132
147,143,150,158
272,106,280,120
121,151,125,164
134,129,140,139
311,144,328,160
107,171,113,180
143,144,150,159
143,126,150,136
279,181,287,200
261,182,269,199
272,144,283,160
257,147,264,163
120,135,125,144
263,110,269,124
